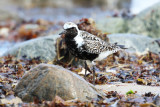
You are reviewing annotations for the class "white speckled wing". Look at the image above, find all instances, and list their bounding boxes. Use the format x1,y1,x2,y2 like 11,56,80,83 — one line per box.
83,40,106,54
79,30,102,41
79,30,119,54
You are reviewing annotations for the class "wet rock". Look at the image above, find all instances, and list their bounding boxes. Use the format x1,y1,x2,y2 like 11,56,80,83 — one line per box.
108,34,160,54
96,2,160,38
14,64,102,102
3,35,59,61
128,2,160,38
96,17,127,34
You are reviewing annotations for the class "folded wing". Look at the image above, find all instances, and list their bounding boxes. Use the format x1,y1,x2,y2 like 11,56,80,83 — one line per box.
79,31,119,54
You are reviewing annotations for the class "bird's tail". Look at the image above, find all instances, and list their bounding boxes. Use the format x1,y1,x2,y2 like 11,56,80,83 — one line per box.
118,45,127,49
115,42,127,49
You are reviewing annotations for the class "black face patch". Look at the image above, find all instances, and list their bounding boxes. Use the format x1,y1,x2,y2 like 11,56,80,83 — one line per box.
66,27,76,31
65,27,78,39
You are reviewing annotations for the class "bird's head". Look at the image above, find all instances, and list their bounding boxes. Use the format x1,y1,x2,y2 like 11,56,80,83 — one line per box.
59,22,79,35
63,22,78,30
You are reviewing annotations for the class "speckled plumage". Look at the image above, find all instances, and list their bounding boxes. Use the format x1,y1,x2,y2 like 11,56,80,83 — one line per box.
60,22,124,62
79,31,120,54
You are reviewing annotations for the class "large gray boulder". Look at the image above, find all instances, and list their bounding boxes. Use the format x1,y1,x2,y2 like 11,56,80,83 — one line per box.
3,35,59,61
128,2,160,38
108,34,160,54
14,64,103,102
96,2,160,38
96,17,127,34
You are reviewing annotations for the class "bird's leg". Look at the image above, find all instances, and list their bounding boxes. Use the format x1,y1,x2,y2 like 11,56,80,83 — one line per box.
92,65,95,85
84,61,92,79
84,61,96,85
92,61,96,85
84,61,87,80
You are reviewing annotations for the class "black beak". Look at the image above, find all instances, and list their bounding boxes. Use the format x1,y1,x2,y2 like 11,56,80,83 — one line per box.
59,30,66,35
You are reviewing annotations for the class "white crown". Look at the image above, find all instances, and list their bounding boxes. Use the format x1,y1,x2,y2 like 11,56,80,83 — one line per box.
63,22,78,30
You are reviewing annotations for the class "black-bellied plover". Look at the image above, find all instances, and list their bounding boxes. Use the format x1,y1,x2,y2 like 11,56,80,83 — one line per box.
59,22,126,85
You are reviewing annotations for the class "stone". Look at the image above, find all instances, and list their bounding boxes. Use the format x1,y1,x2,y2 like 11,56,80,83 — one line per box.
108,34,160,54
96,2,160,38
95,17,127,34
128,2,160,38
14,64,103,102
3,35,59,61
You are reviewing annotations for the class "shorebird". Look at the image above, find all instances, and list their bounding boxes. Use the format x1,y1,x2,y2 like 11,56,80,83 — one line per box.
59,22,126,85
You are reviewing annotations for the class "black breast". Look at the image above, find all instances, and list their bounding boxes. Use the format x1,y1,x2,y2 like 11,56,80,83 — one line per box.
64,28,98,61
